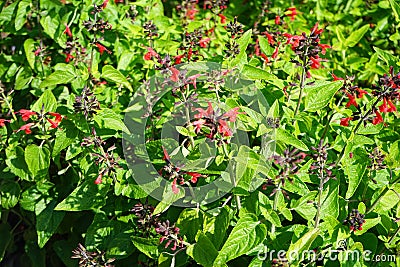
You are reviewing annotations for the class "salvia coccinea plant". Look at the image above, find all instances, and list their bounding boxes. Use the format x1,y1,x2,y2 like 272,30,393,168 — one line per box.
1,0,400,267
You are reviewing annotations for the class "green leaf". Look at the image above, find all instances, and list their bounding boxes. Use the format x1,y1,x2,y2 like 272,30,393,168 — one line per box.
15,0,30,31
54,180,110,211
213,213,266,266
203,207,232,250
345,163,367,199
131,236,159,259
39,69,76,88
389,0,400,21
231,29,252,67
345,24,370,47
374,47,399,71
52,120,78,157
94,108,128,132
24,38,36,69
153,186,185,215
0,2,18,23
36,200,65,248
5,146,30,180
320,180,339,220
101,65,133,91
241,65,283,88
0,181,21,209
176,126,196,137
25,145,50,179
177,209,204,242
287,228,320,263
0,224,12,262
275,128,308,151
15,67,32,90
187,233,218,267
32,89,57,113
304,81,343,112
354,217,381,235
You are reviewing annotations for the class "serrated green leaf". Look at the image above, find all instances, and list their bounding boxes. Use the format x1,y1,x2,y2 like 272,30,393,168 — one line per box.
345,24,370,47
177,209,204,242
32,89,57,113
39,70,76,88
15,0,30,31
0,181,21,209
132,236,160,259
187,233,218,267
25,144,50,179
6,146,30,181
213,213,266,265
36,201,65,248
304,81,343,112
52,120,78,157
94,108,128,132
24,38,36,69
102,65,133,91
345,163,366,199
275,128,308,151
287,228,320,263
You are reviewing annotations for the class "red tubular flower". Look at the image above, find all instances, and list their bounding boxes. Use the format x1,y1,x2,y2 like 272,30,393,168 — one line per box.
187,47,193,60
96,43,111,55
218,119,232,137
387,99,397,112
310,56,321,69
169,67,180,82
199,37,211,48
223,107,243,122
356,88,368,98
331,73,344,81
102,0,109,9
186,172,201,183
318,44,330,55
18,123,35,134
340,117,352,126
260,53,269,62
218,14,226,24
18,109,36,121
372,110,383,125
195,102,214,119
174,54,185,65
65,53,74,63
188,73,201,89
186,7,198,20
94,174,103,184
47,112,63,129
264,32,275,45
34,48,41,56
272,46,279,59
144,47,159,61
192,119,205,133
379,98,389,113
171,178,179,194
311,22,324,35
345,93,358,108
0,119,10,127
64,24,72,38
275,15,281,25
286,7,297,21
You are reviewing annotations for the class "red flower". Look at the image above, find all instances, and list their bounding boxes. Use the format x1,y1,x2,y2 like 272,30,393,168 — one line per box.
356,88,368,98
275,15,281,25
195,102,214,119
199,37,211,48
0,119,10,127
311,22,324,35
18,123,35,134
372,110,383,125
96,43,111,55
186,172,201,183
170,67,180,82
102,0,109,9
223,107,243,122
162,146,171,162
65,53,74,63
379,98,389,113
94,174,103,184
193,119,205,133
186,7,198,20
47,112,63,129
18,109,36,121
331,73,344,81
310,56,321,69
286,7,297,21
260,53,269,62
218,14,226,24
114,0,124,3
64,24,72,38
318,44,330,55
340,117,352,126
187,47,193,60
272,46,279,59
34,47,41,56
388,99,397,112
345,93,358,108
174,54,185,64
264,32,275,45
171,178,179,194
144,47,159,61
188,73,201,89
218,119,232,137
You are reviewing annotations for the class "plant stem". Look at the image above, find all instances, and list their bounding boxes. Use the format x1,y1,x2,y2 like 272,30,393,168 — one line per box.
388,224,400,245
181,88,195,148
2,92,17,120
314,162,325,228
271,181,281,235
293,50,309,118
223,143,241,210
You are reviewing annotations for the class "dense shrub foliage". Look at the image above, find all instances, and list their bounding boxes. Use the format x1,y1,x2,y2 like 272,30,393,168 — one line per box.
1,0,400,266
